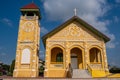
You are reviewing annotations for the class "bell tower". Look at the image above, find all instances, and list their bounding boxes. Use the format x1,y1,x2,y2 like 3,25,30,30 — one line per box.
13,3,41,77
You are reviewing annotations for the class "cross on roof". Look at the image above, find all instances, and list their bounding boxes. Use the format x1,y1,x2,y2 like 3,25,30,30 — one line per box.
74,8,77,16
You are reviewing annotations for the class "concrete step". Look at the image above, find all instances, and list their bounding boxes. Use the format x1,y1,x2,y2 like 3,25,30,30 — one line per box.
2,78,120,80
72,69,92,78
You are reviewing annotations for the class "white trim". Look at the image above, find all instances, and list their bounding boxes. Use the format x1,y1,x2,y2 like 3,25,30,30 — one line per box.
48,40,101,42
33,60,35,62
14,69,17,71
16,61,18,62
45,69,48,71
21,48,31,64
32,69,35,71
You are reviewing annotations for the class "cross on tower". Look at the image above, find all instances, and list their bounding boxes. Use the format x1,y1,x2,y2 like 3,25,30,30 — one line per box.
74,8,77,16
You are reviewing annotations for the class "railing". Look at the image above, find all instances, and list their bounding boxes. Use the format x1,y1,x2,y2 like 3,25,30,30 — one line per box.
87,64,92,76
87,64,106,77
51,62,63,64
50,62,63,68
21,16,38,20
89,63,103,70
66,63,73,78
90,62,101,64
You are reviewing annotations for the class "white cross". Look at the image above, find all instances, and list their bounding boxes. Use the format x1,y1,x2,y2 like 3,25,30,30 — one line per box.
74,8,77,16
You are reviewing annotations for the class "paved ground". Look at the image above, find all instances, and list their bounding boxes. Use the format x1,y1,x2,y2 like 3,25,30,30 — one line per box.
1,76,120,80
1,77,120,80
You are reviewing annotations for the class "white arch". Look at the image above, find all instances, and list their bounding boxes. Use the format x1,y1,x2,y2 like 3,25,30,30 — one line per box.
21,48,31,64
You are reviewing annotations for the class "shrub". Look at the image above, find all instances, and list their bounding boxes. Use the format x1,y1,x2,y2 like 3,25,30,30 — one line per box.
0,72,3,76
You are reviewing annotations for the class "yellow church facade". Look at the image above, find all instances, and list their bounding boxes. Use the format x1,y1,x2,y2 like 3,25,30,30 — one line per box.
42,16,110,77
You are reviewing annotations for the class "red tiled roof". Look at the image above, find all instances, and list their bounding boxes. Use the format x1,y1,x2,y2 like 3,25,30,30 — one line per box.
21,3,39,9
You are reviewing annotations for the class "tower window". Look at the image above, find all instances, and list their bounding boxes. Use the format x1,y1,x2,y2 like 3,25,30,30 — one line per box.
27,12,34,16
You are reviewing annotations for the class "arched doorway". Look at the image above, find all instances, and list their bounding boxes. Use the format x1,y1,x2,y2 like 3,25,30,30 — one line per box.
89,48,102,63
70,47,83,69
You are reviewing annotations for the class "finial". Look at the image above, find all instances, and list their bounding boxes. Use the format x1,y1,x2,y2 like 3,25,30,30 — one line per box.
74,8,77,16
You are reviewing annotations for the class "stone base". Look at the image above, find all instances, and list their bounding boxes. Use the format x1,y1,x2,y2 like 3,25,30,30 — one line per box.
13,69,38,77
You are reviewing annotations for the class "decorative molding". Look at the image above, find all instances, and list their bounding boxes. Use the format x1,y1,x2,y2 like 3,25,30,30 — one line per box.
45,69,48,71
48,41,65,48
32,69,35,71
32,60,35,62
69,25,81,36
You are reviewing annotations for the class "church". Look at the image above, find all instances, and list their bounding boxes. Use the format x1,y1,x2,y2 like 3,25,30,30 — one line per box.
13,2,110,78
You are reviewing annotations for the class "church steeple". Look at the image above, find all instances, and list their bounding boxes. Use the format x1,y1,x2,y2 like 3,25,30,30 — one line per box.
13,2,41,77
20,3,41,19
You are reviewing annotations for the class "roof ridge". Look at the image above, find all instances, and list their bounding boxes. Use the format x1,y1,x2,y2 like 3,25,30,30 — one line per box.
42,16,110,47
21,3,39,9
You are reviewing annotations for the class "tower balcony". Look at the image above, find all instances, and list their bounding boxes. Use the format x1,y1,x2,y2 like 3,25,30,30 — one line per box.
21,16,39,20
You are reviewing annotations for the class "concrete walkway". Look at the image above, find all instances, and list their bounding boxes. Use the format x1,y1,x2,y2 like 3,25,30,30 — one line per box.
2,78,120,80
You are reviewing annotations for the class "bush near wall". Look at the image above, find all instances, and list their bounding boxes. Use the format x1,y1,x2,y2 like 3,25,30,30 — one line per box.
109,66,120,73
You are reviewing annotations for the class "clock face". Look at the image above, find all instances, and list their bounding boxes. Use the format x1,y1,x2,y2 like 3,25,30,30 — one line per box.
23,21,34,32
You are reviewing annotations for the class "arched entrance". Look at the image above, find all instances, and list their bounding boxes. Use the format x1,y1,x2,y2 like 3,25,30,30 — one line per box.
89,48,102,63
70,47,83,69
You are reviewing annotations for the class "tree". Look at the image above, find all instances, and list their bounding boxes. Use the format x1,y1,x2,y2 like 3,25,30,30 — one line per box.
109,66,120,73
9,59,15,76
0,63,10,76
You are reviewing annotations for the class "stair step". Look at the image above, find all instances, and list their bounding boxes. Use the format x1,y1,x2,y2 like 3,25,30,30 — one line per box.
72,69,92,78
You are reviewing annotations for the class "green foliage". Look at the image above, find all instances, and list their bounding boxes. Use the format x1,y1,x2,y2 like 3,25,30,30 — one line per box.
109,66,120,73
7,72,13,76
0,72,3,76
9,59,15,74
39,66,44,73
2,64,10,71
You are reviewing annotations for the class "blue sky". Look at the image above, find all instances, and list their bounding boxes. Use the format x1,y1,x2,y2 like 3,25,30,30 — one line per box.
0,0,120,67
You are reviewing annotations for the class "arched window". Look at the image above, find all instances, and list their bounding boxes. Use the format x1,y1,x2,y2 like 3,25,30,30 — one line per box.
51,47,63,63
21,48,31,64
56,52,63,62
89,48,102,63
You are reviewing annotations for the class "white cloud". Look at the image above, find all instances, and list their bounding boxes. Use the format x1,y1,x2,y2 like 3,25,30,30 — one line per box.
113,16,119,23
43,0,116,49
116,0,120,3
0,18,13,27
41,27,48,34
44,0,108,21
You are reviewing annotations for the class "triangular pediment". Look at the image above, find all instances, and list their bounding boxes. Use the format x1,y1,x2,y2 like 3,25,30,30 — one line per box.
42,16,110,46
48,21,102,41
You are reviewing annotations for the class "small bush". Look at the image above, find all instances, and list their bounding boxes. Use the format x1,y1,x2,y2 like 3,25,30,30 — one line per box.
7,72,13,76
0,72,3,76
109,66,120,73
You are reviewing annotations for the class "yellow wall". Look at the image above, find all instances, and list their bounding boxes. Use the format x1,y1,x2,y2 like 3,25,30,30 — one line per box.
13,16,40,77
91,70,106,77
47,69,66,77
44,21,109,77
